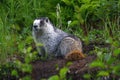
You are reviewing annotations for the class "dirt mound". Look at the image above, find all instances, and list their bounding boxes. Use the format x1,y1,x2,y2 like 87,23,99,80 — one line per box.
31,55,96,80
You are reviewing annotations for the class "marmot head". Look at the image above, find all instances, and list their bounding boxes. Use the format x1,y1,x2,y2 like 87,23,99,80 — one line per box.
33,17,54,33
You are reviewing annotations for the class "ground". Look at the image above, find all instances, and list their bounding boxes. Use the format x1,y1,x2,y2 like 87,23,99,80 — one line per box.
31,55,96,80
31,42,102,80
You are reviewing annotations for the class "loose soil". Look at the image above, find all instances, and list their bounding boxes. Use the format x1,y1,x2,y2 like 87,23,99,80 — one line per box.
31,55,96,80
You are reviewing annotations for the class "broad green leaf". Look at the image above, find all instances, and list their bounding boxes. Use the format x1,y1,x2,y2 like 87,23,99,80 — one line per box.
21,76,31,80
27,46,32,53
83,74,91,79
97,71,109,76
66,62,73,67
59,67,69,79
90,61,105,68
21,64,32,73
25,54,31,63
113,48,120,56
11,70,18,77
14,60,22,68
48,75,59,80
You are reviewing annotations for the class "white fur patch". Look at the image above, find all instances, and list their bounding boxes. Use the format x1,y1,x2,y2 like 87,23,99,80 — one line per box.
33,19,40,26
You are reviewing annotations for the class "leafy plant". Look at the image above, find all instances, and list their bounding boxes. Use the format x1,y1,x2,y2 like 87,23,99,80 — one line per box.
89,41,120,79
48,62,72,80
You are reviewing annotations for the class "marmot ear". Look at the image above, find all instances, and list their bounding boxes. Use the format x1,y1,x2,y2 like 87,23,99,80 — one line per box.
45,17,49,23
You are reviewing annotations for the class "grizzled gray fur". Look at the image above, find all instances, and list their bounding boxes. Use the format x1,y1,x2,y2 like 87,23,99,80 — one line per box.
32,17,82,58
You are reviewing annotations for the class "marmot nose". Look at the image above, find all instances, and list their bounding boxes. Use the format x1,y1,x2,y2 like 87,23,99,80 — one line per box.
33,25,38,29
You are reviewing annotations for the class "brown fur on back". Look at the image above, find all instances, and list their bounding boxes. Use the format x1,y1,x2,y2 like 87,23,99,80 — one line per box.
65,50,85,60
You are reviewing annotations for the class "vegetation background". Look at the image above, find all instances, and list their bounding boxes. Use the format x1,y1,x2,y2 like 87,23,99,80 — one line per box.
0,0,120,80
